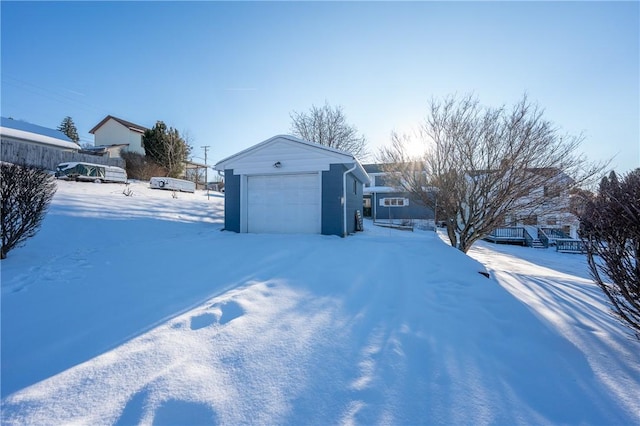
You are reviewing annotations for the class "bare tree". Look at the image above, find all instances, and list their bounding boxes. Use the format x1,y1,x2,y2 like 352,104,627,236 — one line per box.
378,94,605,252
579,170,640,338
290,102,369,159
1,163,57,259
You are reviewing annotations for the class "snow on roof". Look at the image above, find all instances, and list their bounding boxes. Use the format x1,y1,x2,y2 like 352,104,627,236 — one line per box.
364,186,399,193
0,117,80,150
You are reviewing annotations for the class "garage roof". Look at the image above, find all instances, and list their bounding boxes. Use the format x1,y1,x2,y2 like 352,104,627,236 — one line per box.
214,134,370,184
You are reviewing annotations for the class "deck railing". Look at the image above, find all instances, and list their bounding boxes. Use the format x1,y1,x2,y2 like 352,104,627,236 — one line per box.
556,239,586,253
489,227,525,238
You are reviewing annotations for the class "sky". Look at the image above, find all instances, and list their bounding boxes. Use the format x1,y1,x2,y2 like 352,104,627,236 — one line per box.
1,1,638,174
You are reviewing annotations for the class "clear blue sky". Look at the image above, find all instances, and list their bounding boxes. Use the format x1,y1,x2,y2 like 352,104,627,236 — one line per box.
2,1,638,173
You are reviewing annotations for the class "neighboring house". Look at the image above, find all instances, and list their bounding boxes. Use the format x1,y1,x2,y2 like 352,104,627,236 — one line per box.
89,115,148,156
214,135,370,237
363,163,433,225
490,168,580,241
0,116,95,171
1,116,80,152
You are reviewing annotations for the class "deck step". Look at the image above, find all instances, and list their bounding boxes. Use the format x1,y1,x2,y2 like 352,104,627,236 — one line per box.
531,239,545,248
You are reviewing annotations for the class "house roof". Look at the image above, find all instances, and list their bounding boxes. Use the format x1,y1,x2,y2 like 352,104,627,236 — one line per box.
0,117,80,150
214,134,370,184
363,163,385,173
89,115,148,134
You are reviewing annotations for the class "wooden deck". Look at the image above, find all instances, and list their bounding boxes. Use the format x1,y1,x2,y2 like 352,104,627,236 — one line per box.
483,227,527,246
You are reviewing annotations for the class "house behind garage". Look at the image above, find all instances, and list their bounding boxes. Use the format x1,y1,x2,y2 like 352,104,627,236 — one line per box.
363,163,434,224
214,135,370,237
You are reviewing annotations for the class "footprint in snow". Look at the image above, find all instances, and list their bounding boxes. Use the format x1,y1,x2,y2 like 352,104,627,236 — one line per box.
219,300,244,325
190,313,217,330
190,300,245,330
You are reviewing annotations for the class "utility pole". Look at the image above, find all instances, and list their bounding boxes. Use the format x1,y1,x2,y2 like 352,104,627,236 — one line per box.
202,145,211,200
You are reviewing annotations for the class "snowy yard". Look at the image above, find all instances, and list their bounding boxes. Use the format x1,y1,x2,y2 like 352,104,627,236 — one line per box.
1,180,638,425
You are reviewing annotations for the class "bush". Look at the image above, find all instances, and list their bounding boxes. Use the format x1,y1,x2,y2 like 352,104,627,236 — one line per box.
1,163,57,259
121,151,167,181
580,169,640,338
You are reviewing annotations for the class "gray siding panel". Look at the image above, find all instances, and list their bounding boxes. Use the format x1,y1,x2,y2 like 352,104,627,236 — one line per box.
322,163,366,237
321,164,344,236
224,170,241,232
372,191,433,221
345,172,364,234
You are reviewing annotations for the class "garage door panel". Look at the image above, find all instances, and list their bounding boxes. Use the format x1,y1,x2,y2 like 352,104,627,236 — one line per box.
247,174,320,234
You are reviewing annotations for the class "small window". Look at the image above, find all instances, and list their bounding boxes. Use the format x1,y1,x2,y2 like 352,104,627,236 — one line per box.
353,179,357,194
380,197,409,207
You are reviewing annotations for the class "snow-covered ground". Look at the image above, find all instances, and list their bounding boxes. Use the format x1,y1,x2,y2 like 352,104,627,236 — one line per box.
1,180,638,425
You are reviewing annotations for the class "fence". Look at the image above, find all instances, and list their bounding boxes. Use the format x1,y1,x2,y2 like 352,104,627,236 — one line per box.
1,138,124,171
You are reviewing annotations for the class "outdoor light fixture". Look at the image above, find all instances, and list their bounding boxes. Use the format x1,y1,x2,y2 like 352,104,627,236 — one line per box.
273,161,282,168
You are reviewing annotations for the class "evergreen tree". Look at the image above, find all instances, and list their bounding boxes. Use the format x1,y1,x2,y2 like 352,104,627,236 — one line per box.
57,116,80,144
142,121,191,178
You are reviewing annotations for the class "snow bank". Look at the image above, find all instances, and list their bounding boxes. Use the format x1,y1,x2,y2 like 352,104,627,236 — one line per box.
1,180,638,425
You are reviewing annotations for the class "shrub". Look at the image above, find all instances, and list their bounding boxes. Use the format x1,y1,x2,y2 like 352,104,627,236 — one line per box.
1,163,57,259
121,151,167,181
580,169,640,339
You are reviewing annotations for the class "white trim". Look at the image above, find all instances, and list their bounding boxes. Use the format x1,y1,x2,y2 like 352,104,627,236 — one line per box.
215,134,354,167
240,175,248,233
317,172,323,232
343,163,357,237
379,197,409,207
214,135,370,185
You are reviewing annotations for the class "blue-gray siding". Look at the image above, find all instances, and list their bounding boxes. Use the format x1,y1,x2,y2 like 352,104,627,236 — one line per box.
224,164,365,236
224,169,241,232
345,171,363,235
321,164,364,236
321,164,344,236
370,191,433,221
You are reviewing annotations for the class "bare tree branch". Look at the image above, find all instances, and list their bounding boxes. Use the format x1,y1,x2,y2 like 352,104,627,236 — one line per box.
1,163,57,259
378,93,608,252
290,102,369,159
580,170,640,339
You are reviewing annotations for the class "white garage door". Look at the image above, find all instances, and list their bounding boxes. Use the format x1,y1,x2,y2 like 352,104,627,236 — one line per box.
247,173,320,234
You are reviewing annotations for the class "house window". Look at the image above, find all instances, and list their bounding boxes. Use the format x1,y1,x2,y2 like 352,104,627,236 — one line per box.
353,179,357,194
544,185,560,198
380,197,409,207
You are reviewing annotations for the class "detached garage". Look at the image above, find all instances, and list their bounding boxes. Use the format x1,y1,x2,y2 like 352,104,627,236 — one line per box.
214,135,370,237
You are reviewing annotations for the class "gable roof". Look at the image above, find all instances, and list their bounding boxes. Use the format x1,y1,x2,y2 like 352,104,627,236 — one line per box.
0,117,80,150
214,134,370,183
89,115,148,134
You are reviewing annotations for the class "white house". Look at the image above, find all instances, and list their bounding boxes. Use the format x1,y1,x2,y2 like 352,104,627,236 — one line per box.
89,115,148,155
